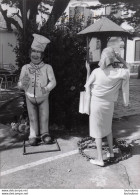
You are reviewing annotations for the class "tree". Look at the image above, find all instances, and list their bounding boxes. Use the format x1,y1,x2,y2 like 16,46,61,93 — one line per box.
46,28,87,128
97,0,140,78
98,0,140,28
0,0,70,33
0,0,70,68
40,0,70,34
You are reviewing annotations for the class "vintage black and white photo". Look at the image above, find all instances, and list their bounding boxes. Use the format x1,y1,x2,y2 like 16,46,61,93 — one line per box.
0,0,140,192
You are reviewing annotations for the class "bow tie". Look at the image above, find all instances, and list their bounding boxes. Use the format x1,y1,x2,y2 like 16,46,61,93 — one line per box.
28,62,45,75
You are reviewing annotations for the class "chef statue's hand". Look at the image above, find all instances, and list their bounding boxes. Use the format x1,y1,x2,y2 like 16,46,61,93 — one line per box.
115,52,123,61
22,73,30,91
40,84,50,95
123,103,131,108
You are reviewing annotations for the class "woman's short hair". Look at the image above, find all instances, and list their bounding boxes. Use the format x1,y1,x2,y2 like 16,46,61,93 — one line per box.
98,47,115,69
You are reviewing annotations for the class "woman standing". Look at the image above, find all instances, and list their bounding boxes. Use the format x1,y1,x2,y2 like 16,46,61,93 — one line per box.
18,34,56,146
85,47,130,166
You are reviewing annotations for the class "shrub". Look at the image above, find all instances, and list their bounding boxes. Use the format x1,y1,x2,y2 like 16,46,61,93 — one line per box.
44,29,88,128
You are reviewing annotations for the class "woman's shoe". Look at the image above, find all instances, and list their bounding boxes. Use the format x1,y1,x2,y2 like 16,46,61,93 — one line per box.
90,159,104,167
29,137,38,146
106,153,114,158
41,133,53,144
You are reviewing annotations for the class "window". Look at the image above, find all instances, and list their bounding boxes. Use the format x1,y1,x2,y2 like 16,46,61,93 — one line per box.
135,40,140,61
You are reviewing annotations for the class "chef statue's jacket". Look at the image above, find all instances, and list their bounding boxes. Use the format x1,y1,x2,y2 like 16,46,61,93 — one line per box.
18,61,56,99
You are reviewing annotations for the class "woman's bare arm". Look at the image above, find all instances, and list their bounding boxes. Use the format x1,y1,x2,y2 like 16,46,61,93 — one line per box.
115,53,130,70
85,61,91,82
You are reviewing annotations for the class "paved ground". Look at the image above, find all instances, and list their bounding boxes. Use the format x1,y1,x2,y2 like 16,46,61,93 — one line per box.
0,115,140,189
0,77,140,189
0,114,140,189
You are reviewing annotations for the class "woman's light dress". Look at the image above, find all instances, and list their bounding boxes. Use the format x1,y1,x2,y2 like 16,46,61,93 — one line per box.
85,66,130,138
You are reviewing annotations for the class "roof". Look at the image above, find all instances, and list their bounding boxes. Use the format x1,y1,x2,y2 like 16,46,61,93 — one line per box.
78,17,129,36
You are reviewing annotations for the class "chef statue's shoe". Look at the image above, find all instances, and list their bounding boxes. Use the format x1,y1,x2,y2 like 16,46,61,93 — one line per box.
41,133,53,144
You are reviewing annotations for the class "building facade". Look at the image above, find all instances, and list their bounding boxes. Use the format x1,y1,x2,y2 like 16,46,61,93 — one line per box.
66,0,140,72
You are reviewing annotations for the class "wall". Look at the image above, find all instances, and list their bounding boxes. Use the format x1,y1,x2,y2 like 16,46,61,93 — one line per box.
126,37,140,73
126,39,135,63
0,30,17,69
126,37,140,63
89,38,101,62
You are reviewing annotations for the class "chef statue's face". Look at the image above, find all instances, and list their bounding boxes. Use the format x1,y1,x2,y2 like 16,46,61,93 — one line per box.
30,49,43,65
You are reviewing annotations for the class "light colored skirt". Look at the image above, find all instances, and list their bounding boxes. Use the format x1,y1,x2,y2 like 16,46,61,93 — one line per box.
89,97,114,139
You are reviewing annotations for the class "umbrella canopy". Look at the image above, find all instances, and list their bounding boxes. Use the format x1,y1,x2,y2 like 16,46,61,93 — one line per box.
78,17,130,38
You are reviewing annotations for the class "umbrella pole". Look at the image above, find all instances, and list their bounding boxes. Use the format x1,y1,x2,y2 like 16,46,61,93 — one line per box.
124,37,127,61
86,36,90,64
86,37,90,81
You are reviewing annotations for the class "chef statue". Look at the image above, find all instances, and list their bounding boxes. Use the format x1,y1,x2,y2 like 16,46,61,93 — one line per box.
18,34,56,146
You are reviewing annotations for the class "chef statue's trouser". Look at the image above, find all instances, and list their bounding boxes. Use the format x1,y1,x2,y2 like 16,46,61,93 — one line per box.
26,94,49,138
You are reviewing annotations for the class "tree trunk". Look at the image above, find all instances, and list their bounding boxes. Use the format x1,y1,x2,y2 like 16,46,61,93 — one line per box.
40,0,70,35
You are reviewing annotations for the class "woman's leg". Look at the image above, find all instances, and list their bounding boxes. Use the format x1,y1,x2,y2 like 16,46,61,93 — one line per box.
107,132,114,157
106,103,114,157
96,138,104,161
90,138,104,166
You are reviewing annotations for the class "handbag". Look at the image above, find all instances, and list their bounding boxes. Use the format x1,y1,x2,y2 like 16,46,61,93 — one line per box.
79,88,91,115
